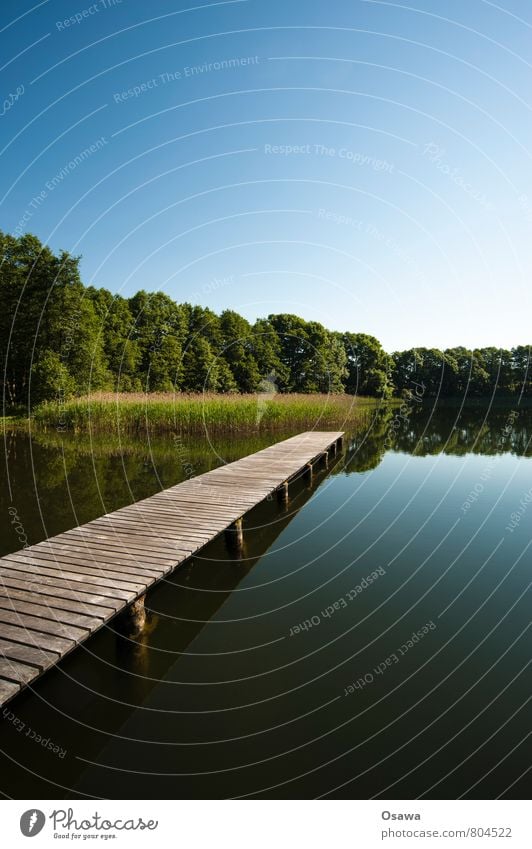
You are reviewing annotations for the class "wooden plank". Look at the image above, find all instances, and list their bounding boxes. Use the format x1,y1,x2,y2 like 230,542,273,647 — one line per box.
35,541,176,573
149,500,249,517
90,527,212,548
98,503,220,536
61,526,185,548
0,567,136,603
0,559,147,595
133,501,241,520
0,608,89,641
183,477,266,492
0,638,60,671
24,543,164,578
58,530,195,558
0,679,19,703
124,498,237,515
115,512,230,533
0,586,111,622
207,465,290,476
0,622,73,655
22,547,166,579
159,487,253,505
149,486,253,503
103,516,220,537
0,658,40,686
0,595,103,630
0,573,120,612
88,517,212,544
4,553,151,591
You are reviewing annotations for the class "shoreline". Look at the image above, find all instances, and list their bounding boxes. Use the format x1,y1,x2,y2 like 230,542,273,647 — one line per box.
3,393,382,435
2,392,528,435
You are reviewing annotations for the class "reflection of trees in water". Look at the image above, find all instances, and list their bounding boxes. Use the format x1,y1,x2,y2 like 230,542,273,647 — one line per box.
332,403,532,475
336,405,394,474
0,431,235,553
0,427,333,553
385,403,532,458
2,404,530,552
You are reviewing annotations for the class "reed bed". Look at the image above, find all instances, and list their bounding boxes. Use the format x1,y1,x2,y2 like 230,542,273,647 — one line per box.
32,392,381,435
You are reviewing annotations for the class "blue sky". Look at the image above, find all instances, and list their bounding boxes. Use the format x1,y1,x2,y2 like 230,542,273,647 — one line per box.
1,0,531,352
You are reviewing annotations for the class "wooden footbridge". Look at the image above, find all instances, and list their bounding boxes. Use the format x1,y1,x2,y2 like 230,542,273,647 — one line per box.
0,431,343,707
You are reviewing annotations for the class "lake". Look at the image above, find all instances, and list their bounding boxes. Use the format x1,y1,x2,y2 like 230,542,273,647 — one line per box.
0,401,530,799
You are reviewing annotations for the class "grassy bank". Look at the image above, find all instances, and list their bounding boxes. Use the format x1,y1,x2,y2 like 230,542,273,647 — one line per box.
31,392,385,435
1,415,28,429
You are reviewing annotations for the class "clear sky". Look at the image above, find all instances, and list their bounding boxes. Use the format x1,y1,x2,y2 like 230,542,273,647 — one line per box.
1,0,531,352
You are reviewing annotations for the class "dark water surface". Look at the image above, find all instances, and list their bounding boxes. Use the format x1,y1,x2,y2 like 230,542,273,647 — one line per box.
0,403,530,799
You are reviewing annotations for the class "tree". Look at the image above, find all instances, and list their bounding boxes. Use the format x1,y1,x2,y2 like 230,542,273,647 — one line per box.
250,318,289,388
309,327,347,393
512,346,531,395
30,350,75,405
87,288,141,391
267,314,310,391
219,310,261,392
392,348,458,397
476,347,514,394
443,347,490,397
181,336,219,392
268,314,346,392
128,290,187,390
342,332,393,397
0,231,108,405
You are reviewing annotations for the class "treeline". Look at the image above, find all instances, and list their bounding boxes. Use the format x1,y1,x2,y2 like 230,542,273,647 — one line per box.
0,232,530,405
392,347,530,399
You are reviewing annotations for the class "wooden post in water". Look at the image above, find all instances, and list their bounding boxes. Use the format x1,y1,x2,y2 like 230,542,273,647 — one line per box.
116,593,146,636
226,517,244,552
304,462,313,483
277,480,289,506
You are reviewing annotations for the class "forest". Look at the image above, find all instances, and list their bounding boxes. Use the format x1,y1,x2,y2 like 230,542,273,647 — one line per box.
1,231,530,407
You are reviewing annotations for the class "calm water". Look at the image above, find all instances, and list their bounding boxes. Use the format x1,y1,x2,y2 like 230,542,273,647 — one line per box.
0,403,530,799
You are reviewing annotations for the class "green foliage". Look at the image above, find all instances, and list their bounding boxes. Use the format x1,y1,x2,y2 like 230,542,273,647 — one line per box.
181,336,218,391
128,290,187,391
219,310,261,391
0,232,109,405
267,314,347,393
30,350,75,405
342,332,394,397
1,231,530,408
392,346,531,398
87,287,141,391
250,318,289,387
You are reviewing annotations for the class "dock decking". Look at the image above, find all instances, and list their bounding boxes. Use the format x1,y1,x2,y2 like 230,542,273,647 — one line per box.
0,431,343,707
